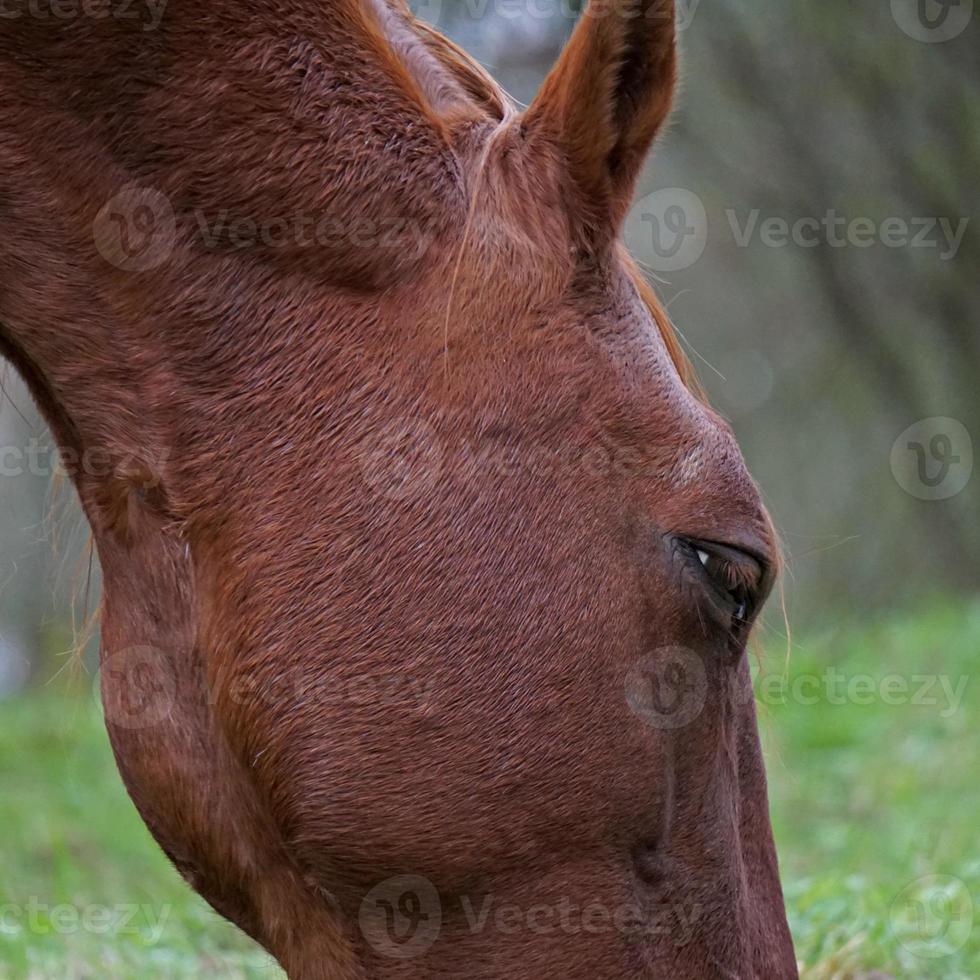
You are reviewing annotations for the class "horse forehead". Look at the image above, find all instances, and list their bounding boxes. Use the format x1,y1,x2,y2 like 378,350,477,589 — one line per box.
609,346,760,502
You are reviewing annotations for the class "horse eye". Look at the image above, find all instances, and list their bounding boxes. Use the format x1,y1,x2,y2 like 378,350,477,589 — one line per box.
687,541,759,627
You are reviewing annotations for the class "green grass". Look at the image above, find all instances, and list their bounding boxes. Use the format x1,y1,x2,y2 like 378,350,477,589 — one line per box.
1,600,977,978
0,691,283,980
761,599,980,978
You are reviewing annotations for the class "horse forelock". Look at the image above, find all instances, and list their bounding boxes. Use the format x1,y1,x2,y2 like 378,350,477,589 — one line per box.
373,0,701,400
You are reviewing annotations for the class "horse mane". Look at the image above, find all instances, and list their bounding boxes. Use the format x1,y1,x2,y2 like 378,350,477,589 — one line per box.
411,19,511,121
407,10,702,398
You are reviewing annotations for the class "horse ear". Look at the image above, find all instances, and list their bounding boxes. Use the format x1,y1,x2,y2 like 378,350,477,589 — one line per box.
522,0,677,240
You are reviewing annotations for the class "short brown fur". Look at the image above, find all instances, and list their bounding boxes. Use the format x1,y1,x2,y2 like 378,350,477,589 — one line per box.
0,0,796,976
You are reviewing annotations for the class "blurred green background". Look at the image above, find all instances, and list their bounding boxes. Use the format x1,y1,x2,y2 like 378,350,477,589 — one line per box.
0,0,977,977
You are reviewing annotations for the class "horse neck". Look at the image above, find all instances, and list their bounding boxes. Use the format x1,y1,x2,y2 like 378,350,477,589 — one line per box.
0,2,496,530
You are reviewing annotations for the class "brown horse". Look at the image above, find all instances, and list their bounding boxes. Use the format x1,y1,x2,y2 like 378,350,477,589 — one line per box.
0,0,797,976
